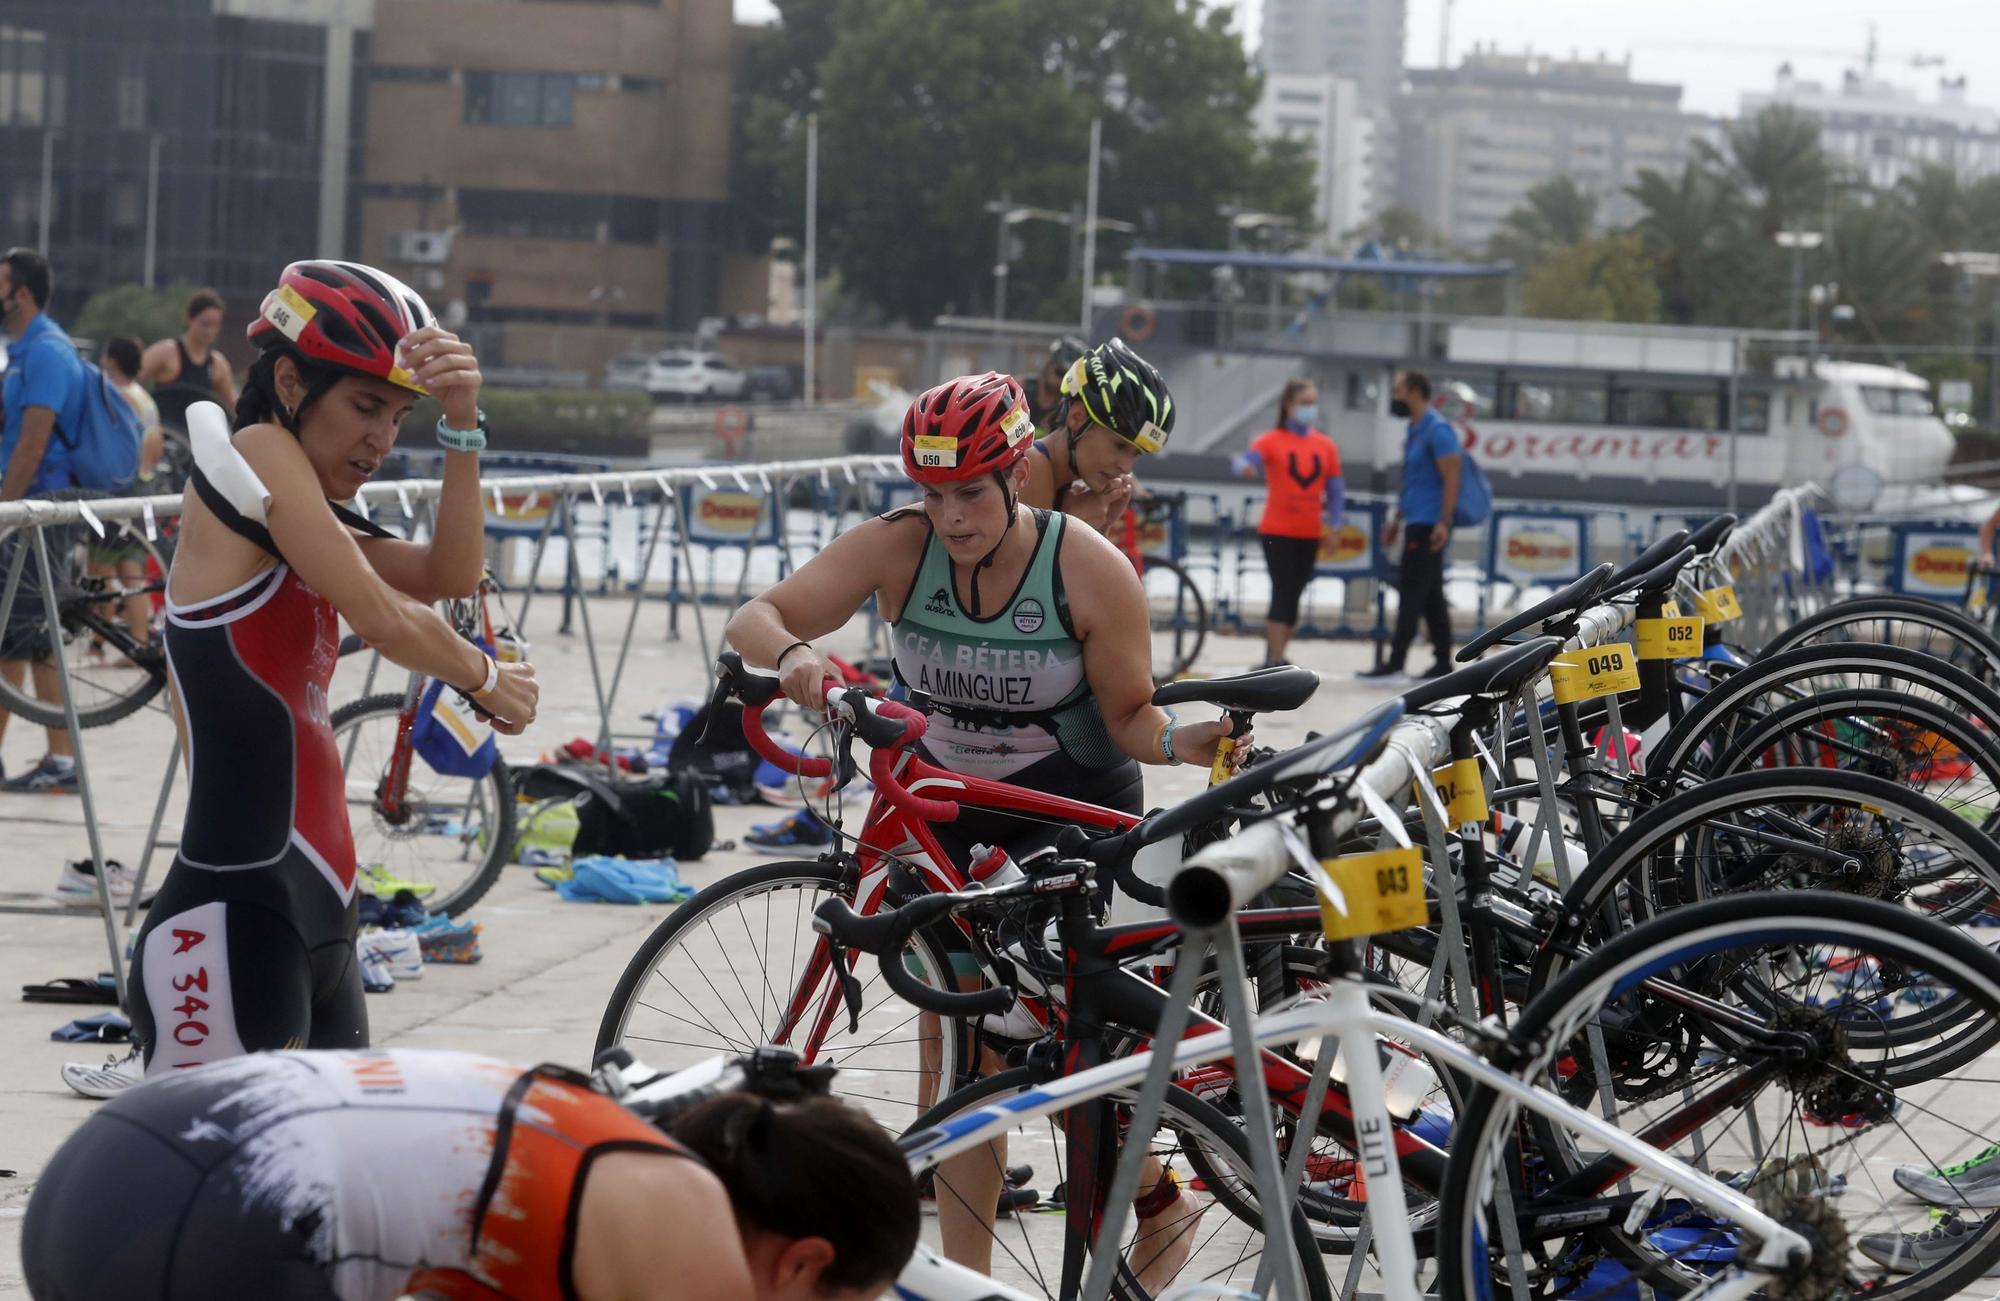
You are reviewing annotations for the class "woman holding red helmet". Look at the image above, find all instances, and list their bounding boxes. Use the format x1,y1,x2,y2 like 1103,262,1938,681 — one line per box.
128,260,538,1077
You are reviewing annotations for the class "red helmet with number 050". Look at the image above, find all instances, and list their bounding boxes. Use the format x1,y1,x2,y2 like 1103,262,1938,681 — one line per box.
900,372,1036,485
247,260,438,395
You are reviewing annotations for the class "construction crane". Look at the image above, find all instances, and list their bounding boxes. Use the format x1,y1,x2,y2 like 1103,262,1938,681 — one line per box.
1633,23,1945,80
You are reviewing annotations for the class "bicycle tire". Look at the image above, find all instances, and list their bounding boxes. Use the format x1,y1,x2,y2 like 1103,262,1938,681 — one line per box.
1439,892,2000,1301
596,858,969,1135
1141,554,1208,683
329,692,515,916
905,1065,1334,1300
1645,642,2000,788
1531,768,2000,1077
1761,594,2000,684
0,520,173,729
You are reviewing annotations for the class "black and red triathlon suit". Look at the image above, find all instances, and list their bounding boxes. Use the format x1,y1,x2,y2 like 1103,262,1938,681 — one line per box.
129,469,391,1072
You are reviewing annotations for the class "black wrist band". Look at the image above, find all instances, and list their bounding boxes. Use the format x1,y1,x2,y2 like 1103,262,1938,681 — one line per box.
776,640,811,669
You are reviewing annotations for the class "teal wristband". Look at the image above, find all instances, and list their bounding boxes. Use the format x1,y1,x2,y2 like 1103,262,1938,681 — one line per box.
436,410,488,453
1159,711,1183,765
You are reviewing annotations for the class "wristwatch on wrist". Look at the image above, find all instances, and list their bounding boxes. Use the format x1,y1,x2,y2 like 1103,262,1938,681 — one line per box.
436,409,489,453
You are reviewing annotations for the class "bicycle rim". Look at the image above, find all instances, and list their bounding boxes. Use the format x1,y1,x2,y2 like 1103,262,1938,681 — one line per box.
1443,893,2000,1301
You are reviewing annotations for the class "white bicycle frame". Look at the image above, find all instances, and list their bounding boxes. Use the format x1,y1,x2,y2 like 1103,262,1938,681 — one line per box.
887,988,1810,1301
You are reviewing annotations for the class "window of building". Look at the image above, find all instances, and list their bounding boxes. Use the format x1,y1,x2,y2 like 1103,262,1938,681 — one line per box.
371,65,451,83
619,75,663,93
1276,90,1322,105
458,187,661,244
464,70,576,126
0,24,49,127
115,73,145,130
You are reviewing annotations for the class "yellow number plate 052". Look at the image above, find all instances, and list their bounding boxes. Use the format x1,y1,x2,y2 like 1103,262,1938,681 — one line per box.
1695,585,1743,624
1635,615,1704,661
1549,644,1640,705
1319,847,1429,941
1418,758,1488,826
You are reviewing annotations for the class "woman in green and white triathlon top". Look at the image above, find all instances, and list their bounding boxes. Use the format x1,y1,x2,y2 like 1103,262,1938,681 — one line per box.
728,370,1236,864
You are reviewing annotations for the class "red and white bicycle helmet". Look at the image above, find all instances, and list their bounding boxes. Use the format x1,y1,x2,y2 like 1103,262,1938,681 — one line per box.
248,260,437,395
900,372,1036,484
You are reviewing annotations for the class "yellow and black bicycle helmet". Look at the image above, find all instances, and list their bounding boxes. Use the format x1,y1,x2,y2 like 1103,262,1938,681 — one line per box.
1060,337,1175,455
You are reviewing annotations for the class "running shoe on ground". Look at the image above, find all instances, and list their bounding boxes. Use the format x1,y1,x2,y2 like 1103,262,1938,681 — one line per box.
52,858,155,909
1856,1212,2000,1275
357,863,436,899
3,754,77,794
412,916,483,964
63,1047,143,1099
358,889,430,929
1896,1142,2000,1209
357,941,396,992
1356,664,1407,682
359,928,423,981
746,809,830,848
917,1167,1037,1217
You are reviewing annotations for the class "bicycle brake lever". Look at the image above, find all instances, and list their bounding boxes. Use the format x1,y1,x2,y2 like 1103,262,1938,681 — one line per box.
826,939,864,1035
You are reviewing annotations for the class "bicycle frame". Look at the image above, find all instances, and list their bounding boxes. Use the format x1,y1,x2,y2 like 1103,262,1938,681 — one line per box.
891,992,1807,1301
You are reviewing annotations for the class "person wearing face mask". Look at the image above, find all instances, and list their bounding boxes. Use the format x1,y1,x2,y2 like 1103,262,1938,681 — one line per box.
141,287,237,437
126,260,539,1082
1362,368,1460,680
1019,337,1174,536
1235,377,1342,667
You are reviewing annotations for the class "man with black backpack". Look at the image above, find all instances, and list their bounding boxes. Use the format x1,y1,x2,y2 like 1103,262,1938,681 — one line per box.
0,248,89,791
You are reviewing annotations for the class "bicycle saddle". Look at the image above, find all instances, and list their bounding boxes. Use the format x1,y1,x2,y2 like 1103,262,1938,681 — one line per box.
1598,544,1697,603
1405,635,1566,710
1151,664,1320,714
1455,564,1615,662
1686,513,1736,557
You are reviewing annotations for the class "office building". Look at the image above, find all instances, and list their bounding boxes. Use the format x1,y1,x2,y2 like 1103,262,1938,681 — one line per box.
1251,72,1375,250
357,0,739,374
0,0,368,323
1743,66,2000,189
1396,47,1713,249
1260,0,1404,223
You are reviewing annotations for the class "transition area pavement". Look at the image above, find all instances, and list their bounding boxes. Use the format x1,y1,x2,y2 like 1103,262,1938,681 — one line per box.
0,589,1397,1297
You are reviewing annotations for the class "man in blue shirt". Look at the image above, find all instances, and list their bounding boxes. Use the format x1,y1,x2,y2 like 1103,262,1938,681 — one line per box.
1361,368,1461,680
0,247,85,791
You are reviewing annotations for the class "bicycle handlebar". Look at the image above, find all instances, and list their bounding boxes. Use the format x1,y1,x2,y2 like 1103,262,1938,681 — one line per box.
713,651,958,820
813,896,1015,1018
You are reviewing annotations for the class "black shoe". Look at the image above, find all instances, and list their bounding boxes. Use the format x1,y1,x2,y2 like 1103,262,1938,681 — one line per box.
1357,664,1407,680
997,1184,1041,1216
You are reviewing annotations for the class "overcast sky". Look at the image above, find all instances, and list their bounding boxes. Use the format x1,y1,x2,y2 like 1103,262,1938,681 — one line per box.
730,0,2000,119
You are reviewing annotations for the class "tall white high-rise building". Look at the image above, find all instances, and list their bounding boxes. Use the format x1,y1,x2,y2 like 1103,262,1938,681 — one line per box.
1742,67,2000,188
1252,72,1376,249
1260,0,1405,227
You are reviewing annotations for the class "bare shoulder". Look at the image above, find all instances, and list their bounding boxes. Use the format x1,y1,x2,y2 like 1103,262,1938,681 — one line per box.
1054,513,1139,622
575,1153,751,1301
232,422,311,473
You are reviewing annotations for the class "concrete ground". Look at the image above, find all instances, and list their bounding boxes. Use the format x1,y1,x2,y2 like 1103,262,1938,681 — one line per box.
0,586,1390,1297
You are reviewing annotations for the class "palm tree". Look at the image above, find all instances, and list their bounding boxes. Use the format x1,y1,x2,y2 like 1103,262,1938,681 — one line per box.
1699,104,1830,236
1626,163,1743,324
1489,176,1599,269
1830,201,1933,343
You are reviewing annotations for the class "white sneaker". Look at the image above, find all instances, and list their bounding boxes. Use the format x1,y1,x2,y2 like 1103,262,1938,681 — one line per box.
52,859,156,909
359,928,423,981
62,1047,143,1099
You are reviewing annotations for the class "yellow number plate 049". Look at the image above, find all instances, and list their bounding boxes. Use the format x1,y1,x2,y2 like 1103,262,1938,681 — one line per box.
1319,847,1429,941
1635,615,1704,661
1419,758,1488,825
1549,644,1640,705
1695,585,1743,624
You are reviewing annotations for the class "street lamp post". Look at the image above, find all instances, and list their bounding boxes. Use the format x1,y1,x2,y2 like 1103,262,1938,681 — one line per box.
1775,230,1824,341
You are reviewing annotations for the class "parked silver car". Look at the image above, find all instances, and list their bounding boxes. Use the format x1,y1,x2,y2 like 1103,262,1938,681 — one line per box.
645,350,747,402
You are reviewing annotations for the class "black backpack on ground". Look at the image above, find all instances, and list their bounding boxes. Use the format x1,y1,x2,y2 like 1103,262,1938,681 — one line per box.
516,763,715,861
667,700,763,802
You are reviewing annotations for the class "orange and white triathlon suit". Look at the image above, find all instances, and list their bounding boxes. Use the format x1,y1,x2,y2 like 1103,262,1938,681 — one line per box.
42,1048,693,1300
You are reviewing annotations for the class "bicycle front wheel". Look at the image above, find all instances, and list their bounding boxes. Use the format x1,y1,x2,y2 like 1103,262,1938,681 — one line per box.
597,859,968,1137
1440,892,2000,1301
330,692,514,915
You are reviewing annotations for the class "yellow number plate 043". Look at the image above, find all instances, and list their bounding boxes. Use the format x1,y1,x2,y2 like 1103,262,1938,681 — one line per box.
1418,758,1488,825
1549,645,1640,705
1319,847,1429,941
1636,615,1704,661
1695,585,1743,624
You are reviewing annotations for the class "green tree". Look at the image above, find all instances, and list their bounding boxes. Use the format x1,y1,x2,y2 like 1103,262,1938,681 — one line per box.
739,0,1311,324
72,282,197,348
1700,104,1831,237
1520,234,1660,324
1828,202,1934,343
1488,176,1599,270
1625,163,1743,325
